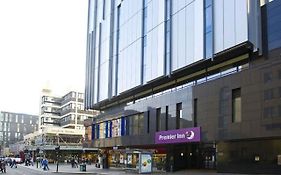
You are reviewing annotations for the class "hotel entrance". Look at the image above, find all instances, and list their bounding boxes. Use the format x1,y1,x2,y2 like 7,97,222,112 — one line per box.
166,143,216,171
154,127,216,171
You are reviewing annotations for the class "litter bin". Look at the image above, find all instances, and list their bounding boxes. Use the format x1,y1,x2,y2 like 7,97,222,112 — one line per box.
80,164,86,172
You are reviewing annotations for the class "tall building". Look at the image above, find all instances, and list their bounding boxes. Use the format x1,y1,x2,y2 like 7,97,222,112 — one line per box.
85,0,281,174
39,89,94,131
24,89,98,162
0,111,38,153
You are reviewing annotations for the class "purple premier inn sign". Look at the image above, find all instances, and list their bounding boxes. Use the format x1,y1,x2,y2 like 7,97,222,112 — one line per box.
155,127,201,144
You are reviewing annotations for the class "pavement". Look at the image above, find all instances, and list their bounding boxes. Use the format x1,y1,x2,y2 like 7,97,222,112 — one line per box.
16,163,272,175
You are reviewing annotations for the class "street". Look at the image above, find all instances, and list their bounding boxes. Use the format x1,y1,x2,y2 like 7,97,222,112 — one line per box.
2,164,108,175
3,165,53,175
3,165,100,175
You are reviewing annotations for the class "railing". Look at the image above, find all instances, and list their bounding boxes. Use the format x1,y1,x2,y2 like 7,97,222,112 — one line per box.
133,65,248,104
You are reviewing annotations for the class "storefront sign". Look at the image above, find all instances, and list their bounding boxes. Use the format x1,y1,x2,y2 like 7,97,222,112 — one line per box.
155,127,201,144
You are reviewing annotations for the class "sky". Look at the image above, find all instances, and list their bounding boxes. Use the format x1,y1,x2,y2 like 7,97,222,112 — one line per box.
0,0,88,115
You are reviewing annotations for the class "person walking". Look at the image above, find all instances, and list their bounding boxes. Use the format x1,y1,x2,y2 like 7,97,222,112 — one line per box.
10,159,17,168
1,160,6,173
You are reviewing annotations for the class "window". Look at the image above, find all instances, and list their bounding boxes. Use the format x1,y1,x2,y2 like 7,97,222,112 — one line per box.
264,72,272,83
264,107,274,118
114,5,121,96
133,115,139,135
96,124,100,139
102,0,106,19
112,119,121,137
165,106,168,131
204,0,213,59
176,103,182,129
194,99,198,127
165,0,171,75
232,88,241,122
139,114,144,134
264,89,274,100
156,108,161,132
147,111,150,133
142,0,148,83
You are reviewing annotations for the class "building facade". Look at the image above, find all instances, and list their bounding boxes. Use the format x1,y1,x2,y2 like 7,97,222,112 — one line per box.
0,111,38,153
85,0,281,174
23,89,98,163
40,89,94,131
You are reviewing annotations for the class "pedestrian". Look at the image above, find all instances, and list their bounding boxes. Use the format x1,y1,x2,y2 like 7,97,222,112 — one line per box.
1,160,6,173
74,159,78,168
71,158,74,168
0,160,2,173
10,159,17,168
45,158,49,170
42,158,48,171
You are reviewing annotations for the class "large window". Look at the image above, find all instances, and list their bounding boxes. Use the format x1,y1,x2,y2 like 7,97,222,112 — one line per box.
176,103,182,129
112,118,121,137
194,99,198,127
156,108,161,132
165,106,169,131
204,0,213,59
142,0,148,84
232,88,241,123
165,0,171,75
127,113,144,136
147,111,150,133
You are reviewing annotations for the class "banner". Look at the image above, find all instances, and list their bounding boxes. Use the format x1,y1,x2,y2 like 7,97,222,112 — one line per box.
155,127,201,144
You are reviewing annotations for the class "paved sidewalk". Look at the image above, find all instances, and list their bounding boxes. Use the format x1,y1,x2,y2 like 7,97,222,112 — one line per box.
18,163,269,175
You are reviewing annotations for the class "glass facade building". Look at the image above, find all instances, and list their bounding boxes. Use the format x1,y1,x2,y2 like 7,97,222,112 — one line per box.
85,0,261,108
84,0,281,174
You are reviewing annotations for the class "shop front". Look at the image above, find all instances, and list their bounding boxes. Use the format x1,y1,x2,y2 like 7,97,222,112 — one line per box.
107,147,166,172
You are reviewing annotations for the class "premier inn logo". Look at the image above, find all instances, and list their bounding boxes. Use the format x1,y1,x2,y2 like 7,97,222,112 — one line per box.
185,131,195,140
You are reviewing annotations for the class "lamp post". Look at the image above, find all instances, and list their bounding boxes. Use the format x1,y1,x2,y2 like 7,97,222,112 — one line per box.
55,133,60,172
55,146,60,172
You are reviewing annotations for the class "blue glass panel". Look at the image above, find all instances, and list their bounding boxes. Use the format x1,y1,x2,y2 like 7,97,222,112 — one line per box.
92,124,95,140
105,121,108,138
166,32,170,53
96,124,100,139
205,6,212,33
205,32,213,59
205,0,212,8
121,117,126,136
109,121,112,137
